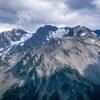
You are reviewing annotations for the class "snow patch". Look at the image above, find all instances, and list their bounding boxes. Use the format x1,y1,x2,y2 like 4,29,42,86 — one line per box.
11,33,33,46
66,29,70,34
46,37,49,41
0,48,3,51
80,32,87,37
48,28,69,39
20,42,24,46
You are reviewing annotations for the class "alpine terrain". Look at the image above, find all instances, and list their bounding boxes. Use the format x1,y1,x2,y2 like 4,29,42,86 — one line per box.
0,25,100,100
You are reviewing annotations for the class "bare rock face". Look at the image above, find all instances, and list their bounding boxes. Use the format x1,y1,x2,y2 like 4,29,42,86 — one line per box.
0,25,100,100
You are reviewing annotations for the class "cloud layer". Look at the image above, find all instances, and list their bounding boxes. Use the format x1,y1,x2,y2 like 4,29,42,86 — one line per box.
0,0,100,32
66,0,95,10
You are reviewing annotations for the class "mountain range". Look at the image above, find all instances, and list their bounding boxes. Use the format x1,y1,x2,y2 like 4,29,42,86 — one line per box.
0,25,100,100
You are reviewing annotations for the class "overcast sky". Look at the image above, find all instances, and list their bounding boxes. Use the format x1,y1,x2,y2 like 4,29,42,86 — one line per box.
0,0,100,32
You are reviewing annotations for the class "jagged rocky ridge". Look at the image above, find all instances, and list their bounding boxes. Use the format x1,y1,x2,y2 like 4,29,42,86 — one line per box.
0,25,100,100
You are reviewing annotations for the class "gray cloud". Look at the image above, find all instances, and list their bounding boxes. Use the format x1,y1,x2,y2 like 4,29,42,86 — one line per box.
0,10,16,23
66,0,96,10
0,0,100,32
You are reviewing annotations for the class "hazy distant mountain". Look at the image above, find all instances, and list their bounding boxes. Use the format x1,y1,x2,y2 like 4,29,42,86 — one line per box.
0,25,100,100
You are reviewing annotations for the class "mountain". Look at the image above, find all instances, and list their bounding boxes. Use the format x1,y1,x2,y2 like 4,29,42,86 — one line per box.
0,25,99,57
0,29,33,57
0,25,100,100
94,30,100,37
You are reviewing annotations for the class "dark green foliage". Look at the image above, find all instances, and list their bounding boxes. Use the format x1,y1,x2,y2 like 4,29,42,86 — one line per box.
49,91,60,100
2,84,20,100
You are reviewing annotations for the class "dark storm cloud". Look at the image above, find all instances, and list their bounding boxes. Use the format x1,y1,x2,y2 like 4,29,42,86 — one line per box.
66,0,96,10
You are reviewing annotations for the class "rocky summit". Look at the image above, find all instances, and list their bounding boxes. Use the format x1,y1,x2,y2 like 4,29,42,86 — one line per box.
0,25,100,100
